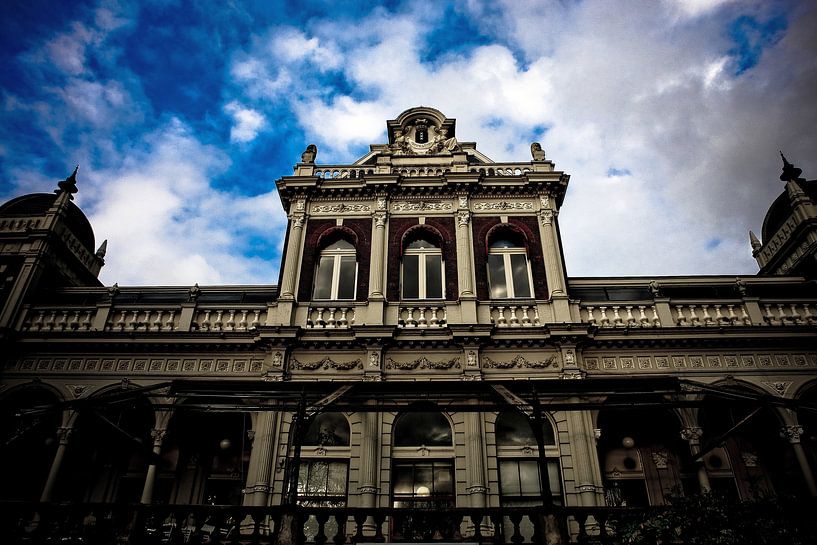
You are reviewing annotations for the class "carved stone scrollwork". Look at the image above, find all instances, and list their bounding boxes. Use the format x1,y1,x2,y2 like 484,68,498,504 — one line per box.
473,201,533,211
386,356,461,370
457,210,470,227
312,203,371,214
291,214,306,229
680,427,704,443
651,450,669,469
539,209,554,226
392,201,452,212
780,425,804,443
373,212,387,228
65,385,88,399
376,196,388,211
290,357,363,371
458,196,468,209
482,355,558,369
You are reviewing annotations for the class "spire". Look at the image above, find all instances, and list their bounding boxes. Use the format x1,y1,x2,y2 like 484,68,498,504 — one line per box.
95,239,107,259
749,230,761,252
56,165,80,197
779,152,804,183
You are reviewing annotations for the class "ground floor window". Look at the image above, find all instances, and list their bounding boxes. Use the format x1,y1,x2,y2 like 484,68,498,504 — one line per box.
297,460,348,507
392,460,454,508
499,459,563,506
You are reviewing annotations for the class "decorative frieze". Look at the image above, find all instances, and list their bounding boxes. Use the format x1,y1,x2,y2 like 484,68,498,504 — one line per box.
311,203,371,214
7,356,266,375
583,352,816,372
482,354,558,369
386,356,460,370
391,200,453,212
472,200,534,211
290,356,363,371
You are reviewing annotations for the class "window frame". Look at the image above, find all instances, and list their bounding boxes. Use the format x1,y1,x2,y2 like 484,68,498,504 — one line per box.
401,239,445,300
296,458,350,507
487,238,534,299
312,239,358,301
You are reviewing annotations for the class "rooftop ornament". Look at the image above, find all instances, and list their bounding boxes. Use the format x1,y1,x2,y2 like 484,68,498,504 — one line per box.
779,151,805,183
56,165,80,197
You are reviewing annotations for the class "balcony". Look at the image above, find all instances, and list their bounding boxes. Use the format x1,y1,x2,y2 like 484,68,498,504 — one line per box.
0,502,642,544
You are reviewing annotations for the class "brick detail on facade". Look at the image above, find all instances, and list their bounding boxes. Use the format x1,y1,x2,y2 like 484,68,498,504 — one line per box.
472,216,548,300
298,219,372,302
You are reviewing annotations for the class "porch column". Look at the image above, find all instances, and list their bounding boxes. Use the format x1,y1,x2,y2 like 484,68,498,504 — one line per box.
358,410,380,533
781,425,817,497
464,409,487,507
140,408,173,504
537,196,570,323
455,206,475,297
681,426,711,493
40,410,77,502
244,407,278,506
567,409,603,506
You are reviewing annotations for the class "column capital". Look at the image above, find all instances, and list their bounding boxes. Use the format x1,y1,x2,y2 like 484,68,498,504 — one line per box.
56,427,73,445
538,209,556,226
781,425,804,443
373,211,388,228
457,210,471,226
680,426,704,442
289,213,306,228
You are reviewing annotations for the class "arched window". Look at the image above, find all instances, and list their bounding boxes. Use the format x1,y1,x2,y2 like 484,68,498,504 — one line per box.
402,236,444,299
313,238,357,300
495,411,561,507
298,413,350,511
487,230,533,298
391,411,455,519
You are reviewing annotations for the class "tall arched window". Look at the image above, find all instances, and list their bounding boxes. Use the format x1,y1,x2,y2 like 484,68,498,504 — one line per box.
495,411,561,506
391,411,454,508
298,412,350,507
487,230,533,298
402,237,444,299
313,238,357,300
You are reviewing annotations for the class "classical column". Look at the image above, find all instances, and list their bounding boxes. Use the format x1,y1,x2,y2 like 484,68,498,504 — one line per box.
357,410,379,534
567,410,603,506
680,427,711,493
140,408,172,504
244,408,278,506
40,411,77,502
780,425,817,497
140,429,168,504
536,206,566,297
369,210,388,299
455,208,475,298
464,409,488,507
279,207,307,300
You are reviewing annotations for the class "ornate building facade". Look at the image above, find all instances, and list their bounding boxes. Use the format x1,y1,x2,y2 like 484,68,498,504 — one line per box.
1,107,816,543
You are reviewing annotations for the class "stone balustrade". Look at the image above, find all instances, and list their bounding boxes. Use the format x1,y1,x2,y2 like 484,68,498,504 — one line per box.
22,308,97,332
762,302,817,325
398,304,447,327
106,308,180,332
306,305,355,328
192,307,264,331
674,303,751,327
490,303,541,327
470,164,534,176
582,305,660,328
313,167,374,179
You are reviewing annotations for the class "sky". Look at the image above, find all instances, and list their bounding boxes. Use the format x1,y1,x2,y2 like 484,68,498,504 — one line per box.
1,0,815,286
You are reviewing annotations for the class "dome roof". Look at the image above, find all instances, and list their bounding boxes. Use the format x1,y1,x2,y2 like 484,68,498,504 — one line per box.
761,179,817,243
0,193,96,250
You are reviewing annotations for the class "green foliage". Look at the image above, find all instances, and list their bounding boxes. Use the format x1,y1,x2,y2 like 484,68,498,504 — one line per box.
615,493,817,545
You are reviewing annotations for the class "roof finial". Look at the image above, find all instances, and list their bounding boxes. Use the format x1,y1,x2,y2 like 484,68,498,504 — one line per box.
749,230,761,252
95,239,107,259
779,151,804,182
56,165,80,197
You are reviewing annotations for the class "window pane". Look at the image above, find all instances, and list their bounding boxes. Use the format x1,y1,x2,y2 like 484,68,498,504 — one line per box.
519,461,541,496
303,413,350,446
500,461,520,495
425,255,443,299
402,255,419,299
337,256,356,299
496,412,536,447
313,256,334,300
307,461,329,494
488,254,508,298
393,412,452,446
406,238,436,250
547,460,562,498
414,464,434,496
327,462,348,495
393,464,414,496
433,463,453,494
510,254,531,298
297,465,309,494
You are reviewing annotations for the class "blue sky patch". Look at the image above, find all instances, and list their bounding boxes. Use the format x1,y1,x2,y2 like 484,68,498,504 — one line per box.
727,14,786,75
607,167,631,177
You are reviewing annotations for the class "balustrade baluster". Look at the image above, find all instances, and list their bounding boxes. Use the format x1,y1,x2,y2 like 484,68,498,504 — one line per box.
327,308,337,327
790,303,801,323
339,307,349,327
675,305,686,326
612,306,623,326
574,512,589,544
372,512,386,543
596,512,611,545
637,305,648,326
251,310,261,328
508,512,524,544
585,306,596,325
599,306,609,326
226,310,236,330
332,512,346,545
352,512,366,543
509,305,519,325
314,512,329,545
521,305,531,325
701,305,713,325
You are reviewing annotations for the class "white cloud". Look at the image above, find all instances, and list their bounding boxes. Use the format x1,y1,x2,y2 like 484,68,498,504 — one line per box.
86,119,287,285
228,1,817,278
224,101,266,143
